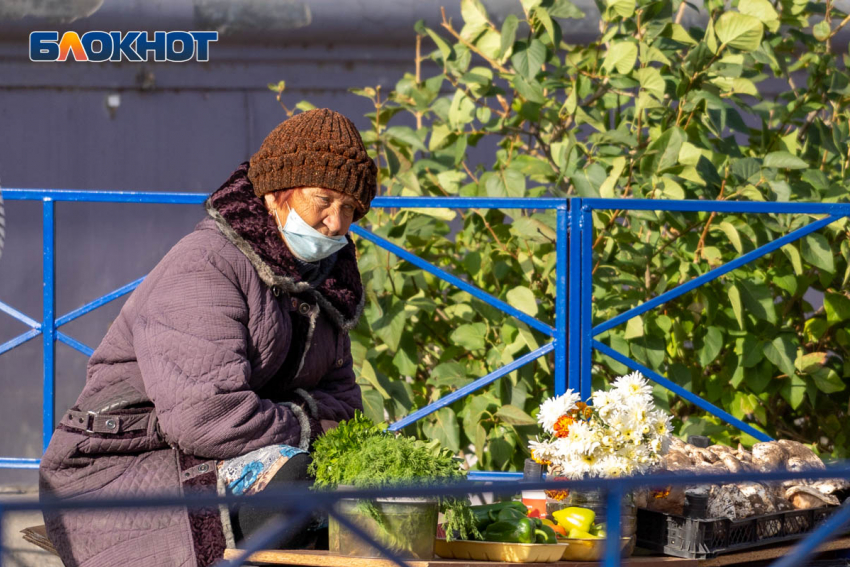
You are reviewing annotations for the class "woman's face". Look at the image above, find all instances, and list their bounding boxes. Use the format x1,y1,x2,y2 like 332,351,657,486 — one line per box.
265,187,359,237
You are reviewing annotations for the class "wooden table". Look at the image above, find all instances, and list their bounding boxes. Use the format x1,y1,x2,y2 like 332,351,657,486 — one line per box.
222,549,695,566
223,536,850,566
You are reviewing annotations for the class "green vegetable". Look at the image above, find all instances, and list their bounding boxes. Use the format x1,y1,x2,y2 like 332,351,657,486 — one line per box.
309,412,480,542
482,518,536,544
589,523,607,538
469,501,527,531
495,506,528,522
535,524,557,544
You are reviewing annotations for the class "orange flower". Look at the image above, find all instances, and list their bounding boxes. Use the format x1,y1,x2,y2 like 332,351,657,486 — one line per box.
553,415,575,438
531,450,551,467
651,486,671,499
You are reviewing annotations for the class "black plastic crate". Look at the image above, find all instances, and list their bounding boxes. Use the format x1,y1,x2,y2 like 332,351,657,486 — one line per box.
636,506,839,559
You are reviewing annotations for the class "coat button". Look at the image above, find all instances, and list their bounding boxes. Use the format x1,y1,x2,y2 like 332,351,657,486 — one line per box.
104,419,117,430
299,303,311,315
336,358,344,367
272,286,280,297
198,463,209,473
291,298,298,309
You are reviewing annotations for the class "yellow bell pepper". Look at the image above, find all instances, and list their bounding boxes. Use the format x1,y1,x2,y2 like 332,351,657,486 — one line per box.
551,506,596,533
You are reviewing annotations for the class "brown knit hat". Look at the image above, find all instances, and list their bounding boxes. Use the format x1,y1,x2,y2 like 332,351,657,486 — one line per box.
248,108,378,220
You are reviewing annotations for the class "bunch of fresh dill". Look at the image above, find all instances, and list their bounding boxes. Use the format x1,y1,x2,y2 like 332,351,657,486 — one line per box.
309,411,480,541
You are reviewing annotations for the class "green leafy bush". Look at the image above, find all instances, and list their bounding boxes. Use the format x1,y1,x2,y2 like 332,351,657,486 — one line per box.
276,0,850,467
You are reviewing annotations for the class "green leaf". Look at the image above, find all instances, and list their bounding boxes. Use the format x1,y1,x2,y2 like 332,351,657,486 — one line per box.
782,244,804,276
532,7,557,46
801,233,834,274
598,156,627,198
824,292,850,326
796,351,829,374
624,316,644,339
423,27,454,60
499,14,519,60
423,407,461,453
512,74,546,103
385,126,426,152
699,326,724,367
461,0,490,33
781,375,806,410
714,12,764,52
604,0,636,20
763,151,808,169
813,20,831,42
511,39,547,80
602,41,638,74
451,322,489,351
495,404,537,426
449,89,476,129
764,335,797,377
548,0,585,18
506,286,539,317
717,221,744,254
360,388,386,424
812,367,846,394
640,127,686,176
738,0,780,32
635,67,666,100
357,359,391,399
729,283,745,330
737,279,777,324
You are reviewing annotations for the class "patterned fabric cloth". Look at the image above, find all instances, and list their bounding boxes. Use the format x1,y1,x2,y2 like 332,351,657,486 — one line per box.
217,444,308,496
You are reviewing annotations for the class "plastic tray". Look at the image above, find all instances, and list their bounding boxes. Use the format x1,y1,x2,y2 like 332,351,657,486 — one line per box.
636,506,839,559
434,539,567,563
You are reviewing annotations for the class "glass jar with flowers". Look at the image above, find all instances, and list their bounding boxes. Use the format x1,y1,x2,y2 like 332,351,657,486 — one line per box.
529,372,673,556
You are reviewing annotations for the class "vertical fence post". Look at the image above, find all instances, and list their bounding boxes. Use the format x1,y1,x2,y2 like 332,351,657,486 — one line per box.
603,484,624,567
42,198,55,452
580,205,593,402
568,198,581,394
555,204,568,396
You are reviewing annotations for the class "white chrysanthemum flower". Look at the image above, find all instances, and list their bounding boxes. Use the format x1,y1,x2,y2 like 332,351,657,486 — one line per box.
529,439,556,463
563,420,600,455
597,455,627,478
651,410,673,438
613,371,653,402
537,391,581,433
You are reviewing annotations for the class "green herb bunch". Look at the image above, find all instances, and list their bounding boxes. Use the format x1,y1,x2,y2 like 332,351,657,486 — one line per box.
310,411,480,541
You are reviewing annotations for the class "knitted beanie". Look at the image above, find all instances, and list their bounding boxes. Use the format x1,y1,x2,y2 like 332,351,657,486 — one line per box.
248,108,378,220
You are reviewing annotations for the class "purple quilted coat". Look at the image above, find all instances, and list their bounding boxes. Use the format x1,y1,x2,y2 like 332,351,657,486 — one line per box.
39,162,364,567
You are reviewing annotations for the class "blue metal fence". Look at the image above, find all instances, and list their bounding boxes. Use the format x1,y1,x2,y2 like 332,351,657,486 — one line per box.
4,191,850,468
2,190,850,565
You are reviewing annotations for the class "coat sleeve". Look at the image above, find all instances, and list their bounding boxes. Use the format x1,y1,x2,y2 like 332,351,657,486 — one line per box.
302,331,363,425
132,244,304,459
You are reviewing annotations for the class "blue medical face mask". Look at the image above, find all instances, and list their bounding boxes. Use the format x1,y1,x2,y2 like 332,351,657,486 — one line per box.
273,203,348,262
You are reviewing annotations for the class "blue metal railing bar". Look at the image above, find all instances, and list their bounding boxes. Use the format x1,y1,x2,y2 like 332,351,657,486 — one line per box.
592,214,844,337
568,200,582,394
0,458,39,469
0,329,41,357
594,340,772,442
0,301,41,329
554,207,569,396
55,276,146,327
56,332,94,357
604,482,625,567
350,225,556,337
42,198,55,454
583,198,850,215
388,342,556,432
580,207,593,402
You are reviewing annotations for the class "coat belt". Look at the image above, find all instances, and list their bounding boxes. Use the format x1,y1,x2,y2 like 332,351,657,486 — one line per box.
61,409,153,435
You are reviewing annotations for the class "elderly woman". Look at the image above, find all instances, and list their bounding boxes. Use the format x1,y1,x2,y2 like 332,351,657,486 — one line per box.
39,108,377,567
